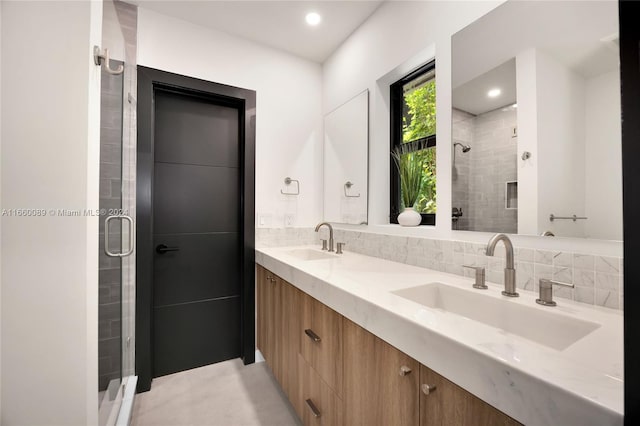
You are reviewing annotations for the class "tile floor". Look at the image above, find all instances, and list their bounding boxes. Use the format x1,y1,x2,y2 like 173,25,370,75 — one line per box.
131,359,301,426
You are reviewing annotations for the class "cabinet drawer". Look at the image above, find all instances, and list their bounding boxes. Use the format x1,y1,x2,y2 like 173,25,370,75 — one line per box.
298,353,343,426
300,293,343,396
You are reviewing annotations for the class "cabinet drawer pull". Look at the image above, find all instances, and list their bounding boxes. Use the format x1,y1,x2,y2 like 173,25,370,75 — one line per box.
399,366,412,376
305,398,321,418
421,384,437,395
304,329,322,342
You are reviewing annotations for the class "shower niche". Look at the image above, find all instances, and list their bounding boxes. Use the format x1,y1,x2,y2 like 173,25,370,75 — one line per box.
505,181,518,210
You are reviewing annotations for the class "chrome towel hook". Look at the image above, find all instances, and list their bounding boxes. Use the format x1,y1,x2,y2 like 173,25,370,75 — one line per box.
281,177,300,195
94,46,124,75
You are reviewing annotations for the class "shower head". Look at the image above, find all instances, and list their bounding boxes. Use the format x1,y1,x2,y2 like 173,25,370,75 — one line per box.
454,142,471,153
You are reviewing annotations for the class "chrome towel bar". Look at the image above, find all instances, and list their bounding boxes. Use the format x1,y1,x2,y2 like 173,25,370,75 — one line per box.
549,214,588,222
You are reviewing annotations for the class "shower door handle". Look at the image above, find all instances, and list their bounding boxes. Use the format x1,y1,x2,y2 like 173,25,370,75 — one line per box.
104,215,135,257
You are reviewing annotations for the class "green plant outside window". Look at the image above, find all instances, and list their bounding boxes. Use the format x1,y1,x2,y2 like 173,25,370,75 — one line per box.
400,78,436,214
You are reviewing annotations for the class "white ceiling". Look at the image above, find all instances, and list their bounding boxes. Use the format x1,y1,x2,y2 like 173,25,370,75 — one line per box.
126,0,384,63
542,39,619,79
453,59,516,116
451,0,618,89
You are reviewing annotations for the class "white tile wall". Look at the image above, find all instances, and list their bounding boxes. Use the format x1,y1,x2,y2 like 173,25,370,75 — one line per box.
256,227,624,311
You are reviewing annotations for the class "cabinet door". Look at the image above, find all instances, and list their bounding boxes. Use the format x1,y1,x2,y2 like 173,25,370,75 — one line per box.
298,353,343,426
419,365,521,426
257,266,278,373
301,293,343,396
343,319,419,426
256,265,269,361
280,279,302,413
271,274,283,384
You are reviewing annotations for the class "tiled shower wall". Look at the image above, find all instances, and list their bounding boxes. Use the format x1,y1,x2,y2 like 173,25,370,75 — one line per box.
452,106,518,233
256,227,623,310
469,106,518,233
452,108,472,230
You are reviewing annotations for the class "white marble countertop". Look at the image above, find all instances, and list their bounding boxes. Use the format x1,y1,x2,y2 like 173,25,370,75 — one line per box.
256,245,623,426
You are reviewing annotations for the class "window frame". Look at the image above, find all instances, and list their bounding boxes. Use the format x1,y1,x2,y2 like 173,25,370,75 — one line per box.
389,60,437,226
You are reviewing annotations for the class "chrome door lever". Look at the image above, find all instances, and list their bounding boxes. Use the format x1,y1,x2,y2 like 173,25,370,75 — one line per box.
156,244,180,254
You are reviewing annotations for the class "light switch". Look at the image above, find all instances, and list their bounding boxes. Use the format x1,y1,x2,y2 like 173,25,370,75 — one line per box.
257,214,271,227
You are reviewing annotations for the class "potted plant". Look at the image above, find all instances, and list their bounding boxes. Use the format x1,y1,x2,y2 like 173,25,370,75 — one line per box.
391,145,423,226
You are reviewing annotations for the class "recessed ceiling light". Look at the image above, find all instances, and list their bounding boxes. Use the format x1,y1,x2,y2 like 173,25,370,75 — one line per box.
512,103,518,108
487,88,501,98
306,12,321,26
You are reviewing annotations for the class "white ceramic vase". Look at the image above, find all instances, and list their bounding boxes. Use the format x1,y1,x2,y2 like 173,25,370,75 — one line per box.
398,207,421,226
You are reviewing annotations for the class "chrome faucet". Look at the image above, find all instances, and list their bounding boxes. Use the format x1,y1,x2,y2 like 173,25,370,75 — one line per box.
315,222,334,252
485,233,519,297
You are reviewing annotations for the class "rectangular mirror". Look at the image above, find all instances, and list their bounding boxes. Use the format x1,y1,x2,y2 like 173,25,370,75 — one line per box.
451,1,621,240
323,90,369,224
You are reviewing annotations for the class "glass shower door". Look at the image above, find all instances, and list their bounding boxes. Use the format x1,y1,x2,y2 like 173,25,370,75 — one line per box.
98,1,137,425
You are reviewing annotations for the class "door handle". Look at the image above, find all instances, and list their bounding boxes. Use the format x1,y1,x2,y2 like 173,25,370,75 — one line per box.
104,215,134,257
156,244,180,254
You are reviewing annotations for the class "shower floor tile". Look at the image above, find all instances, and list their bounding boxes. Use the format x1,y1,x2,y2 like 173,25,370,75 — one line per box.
131,358,300,426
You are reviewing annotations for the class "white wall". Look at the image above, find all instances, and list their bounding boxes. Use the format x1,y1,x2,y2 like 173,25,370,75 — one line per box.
323,90,368,224
517,50,622,241
1,1,101,424
137,8,324,228
585,70,622,240
323,0,502,230
535,50,587,238
322,0,622,257
516,49,539,235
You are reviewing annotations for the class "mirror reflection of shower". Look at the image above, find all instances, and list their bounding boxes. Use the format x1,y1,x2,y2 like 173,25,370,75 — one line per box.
452,142,471,167
452,141,470,229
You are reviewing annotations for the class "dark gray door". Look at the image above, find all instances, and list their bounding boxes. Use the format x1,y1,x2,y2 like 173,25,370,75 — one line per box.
152,90,241,377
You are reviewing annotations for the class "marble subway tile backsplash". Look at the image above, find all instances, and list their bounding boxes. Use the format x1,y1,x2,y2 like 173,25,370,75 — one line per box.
256,227,623,310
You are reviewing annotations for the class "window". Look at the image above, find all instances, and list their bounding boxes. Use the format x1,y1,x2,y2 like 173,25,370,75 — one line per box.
390,61,437,225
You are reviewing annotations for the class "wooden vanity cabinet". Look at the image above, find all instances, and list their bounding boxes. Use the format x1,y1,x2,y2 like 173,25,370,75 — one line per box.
343,319,420,426
256,265,521,426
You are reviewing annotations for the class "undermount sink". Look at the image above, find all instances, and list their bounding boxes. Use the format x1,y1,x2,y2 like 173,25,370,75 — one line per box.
393,282,600,350
286,248,338,261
